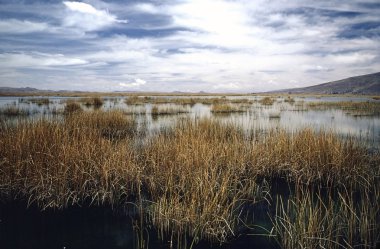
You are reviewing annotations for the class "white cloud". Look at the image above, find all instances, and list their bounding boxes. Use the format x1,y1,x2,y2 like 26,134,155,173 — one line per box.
63,1,101,15
134,3,159,14
62,1,128,31
119,78,146,88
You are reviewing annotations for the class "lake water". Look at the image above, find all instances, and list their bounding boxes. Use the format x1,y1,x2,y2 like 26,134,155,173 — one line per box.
1,95,379,146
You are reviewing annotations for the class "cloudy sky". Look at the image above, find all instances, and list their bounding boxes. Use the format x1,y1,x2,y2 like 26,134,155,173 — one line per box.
0,0,379,92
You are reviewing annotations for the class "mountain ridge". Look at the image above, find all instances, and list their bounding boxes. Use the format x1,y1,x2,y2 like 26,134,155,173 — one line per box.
270,72,380,94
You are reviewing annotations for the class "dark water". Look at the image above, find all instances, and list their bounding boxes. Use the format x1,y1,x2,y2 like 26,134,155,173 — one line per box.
0,201,279,249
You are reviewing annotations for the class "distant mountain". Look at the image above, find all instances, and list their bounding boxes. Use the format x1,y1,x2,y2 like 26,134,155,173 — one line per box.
0,87,41,93
271,72,380,95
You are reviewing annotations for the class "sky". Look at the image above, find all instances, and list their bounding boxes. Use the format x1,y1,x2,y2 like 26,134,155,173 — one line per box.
0,0,379,92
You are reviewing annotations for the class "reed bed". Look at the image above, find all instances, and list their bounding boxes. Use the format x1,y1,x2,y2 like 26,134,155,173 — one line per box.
307,101,380,116
151,105,190,115
211,104,247,113
0,112,378,248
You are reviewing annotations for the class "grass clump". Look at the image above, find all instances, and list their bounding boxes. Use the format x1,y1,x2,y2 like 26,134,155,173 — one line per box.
259,97,275,106
211,104,246,113
64,101,82,114
81,97,104,108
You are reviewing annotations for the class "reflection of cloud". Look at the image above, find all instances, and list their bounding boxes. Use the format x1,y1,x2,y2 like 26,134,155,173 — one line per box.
120,78,146,88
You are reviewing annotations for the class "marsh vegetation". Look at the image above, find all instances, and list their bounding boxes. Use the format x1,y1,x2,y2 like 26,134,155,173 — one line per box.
0,94,379,249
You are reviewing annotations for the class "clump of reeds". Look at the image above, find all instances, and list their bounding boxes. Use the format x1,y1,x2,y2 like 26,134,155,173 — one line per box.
373,96,380,100
229,98,253,104
64,101,82,114
65,110,137,140
151,105,190,115
259,97,275,105
211,104,246,113
81,97,104,108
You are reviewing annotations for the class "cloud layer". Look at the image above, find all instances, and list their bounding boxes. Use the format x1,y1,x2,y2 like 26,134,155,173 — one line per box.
0,0,379,92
